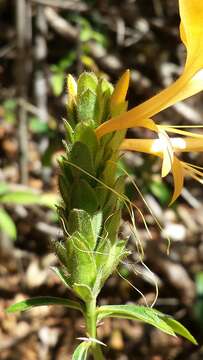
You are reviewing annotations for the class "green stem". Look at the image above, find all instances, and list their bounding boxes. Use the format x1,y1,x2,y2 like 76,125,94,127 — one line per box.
86,298,105,360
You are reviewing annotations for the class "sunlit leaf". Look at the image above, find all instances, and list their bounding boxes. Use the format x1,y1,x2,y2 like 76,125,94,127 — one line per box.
97,304,197,344
72,342,90,360
0,208,17,240
6,296,83,314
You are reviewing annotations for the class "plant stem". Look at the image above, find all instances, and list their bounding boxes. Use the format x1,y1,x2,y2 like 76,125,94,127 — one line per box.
86,298,105,360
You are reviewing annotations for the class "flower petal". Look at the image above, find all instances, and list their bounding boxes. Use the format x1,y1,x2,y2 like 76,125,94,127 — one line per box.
170,157,184,205
160,125,203,139
110,70,130,109
179,0,203,69
96,116,158,138
158,130,174,177
121,137,203,154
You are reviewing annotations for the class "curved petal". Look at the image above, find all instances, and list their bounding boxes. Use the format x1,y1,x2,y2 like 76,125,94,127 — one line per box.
96,117,158,138
121,137,203,154
170,157,184,205
110,70,130,109
158,130,174,177
179,0,203,69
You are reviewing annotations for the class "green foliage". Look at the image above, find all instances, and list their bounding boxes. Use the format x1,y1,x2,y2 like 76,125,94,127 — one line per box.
2,99,17,124
97,305,197,344
29,116,49,134
0,182,58,240
0,189,58,207
0,207,17,240
72,342,90,360
6,296,83,313
194,272,203,330
149,179,171,205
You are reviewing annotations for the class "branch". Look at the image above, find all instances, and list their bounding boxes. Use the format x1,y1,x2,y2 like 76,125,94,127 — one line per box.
32,0,88,11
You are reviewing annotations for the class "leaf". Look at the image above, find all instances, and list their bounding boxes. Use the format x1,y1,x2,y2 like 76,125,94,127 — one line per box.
77,72,98,96
63,118,74,143
29,117,49,134
72,342,90,360
51,266,71,288
97,305,197,344
77,89,97,123
66,232,97,289
69,209,96,249
95,240,127,290
52,241,69,267
73,283,93,302
0,182,9,195
91,211,103,241
1,190,58,208
74,123,98,156
97,305,175,336
6,296,83,314
0,208,17,240
70,141,95,178
162,317,197,345
71,179,98,214
58,174,71,207
50,72,64,96
149,180,170,205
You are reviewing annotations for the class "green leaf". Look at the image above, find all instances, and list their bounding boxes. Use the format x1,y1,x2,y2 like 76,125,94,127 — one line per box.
195,271,203,296
51,266,71,288
73,283,93,302
97,305,175,336
96,240,127,288
29,117,49,134
92,211,103,241
58,174,71,207
0,208,17,240
70,141,95,178
149,180,170,205
69,209,96,249
77,89,97,123
102,210,121,244
77,72,98,96
6,296,83,314
66,231,97,289
71,179,98,214
52,241,69,267
3,99,17,124
50,72,64,96
1,190,58,208
72,342,90,360
161,317,197,345
0,182,9,195
74,123,98,156
63,118,74,143
97,305,197,344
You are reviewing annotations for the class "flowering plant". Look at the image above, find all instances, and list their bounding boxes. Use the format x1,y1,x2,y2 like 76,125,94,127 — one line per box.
6,1,202,358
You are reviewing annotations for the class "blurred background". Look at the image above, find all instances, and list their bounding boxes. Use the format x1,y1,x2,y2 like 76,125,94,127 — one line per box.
0,0,203,359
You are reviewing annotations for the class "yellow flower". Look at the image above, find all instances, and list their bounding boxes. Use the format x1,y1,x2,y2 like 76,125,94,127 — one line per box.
96,0,203,203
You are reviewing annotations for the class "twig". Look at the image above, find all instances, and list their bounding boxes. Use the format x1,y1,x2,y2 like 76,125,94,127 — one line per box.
44,6,78,41
34,4,48,122
31,0,88,11
16,0,32,184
